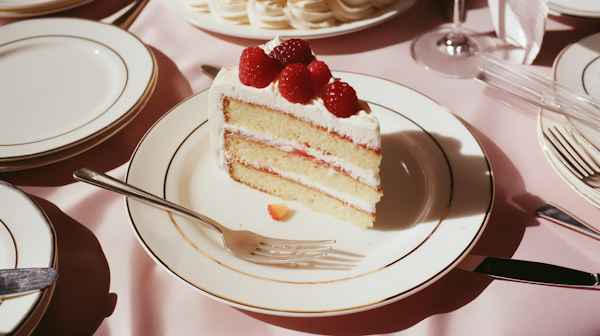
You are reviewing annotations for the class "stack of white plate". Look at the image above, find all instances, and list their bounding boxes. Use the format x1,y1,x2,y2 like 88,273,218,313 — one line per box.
0,0,94,17
0,181,57,335
0,18,157,172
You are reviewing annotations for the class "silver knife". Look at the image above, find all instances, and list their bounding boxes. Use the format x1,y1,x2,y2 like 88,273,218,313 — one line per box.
457,255,600,288
536,203,600,240
0,267,58,298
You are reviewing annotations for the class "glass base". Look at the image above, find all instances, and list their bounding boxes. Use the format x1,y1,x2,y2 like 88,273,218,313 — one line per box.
411,26,496,79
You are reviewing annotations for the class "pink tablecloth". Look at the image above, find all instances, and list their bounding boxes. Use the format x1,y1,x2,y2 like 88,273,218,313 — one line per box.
2,0,600,334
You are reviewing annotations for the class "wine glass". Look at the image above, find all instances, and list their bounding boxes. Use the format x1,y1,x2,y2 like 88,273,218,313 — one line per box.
410,0,496,78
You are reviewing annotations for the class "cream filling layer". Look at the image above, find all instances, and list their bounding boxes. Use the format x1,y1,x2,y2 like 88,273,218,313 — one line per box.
224,124,381,188
231,155,377,214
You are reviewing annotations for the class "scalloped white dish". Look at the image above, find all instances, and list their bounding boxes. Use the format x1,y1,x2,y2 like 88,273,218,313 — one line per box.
0,18,156,169
158,0,418,40
125,72,493,316
0,181,56,335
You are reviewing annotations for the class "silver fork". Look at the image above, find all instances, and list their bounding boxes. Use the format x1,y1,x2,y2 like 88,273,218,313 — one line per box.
543,122,600,186
73,167,334,264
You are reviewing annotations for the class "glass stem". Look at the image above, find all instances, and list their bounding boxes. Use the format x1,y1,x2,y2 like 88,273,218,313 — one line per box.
437,0,472,56
449,0,466,40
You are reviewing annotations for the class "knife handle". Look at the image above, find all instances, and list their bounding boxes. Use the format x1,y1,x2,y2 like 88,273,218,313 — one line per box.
473,256,600,289
537,203,600,240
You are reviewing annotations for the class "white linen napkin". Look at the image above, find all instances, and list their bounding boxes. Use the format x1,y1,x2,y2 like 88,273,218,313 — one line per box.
487,0,549,64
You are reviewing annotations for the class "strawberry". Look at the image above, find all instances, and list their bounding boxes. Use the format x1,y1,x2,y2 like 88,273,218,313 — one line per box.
269,39,315,70
307,60,332,90
268,203,289,221
323,81,359,118
278,63,314,104
239,46,278,88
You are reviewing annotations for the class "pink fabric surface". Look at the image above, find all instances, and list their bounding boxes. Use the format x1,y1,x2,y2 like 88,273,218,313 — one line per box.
2,0,600,334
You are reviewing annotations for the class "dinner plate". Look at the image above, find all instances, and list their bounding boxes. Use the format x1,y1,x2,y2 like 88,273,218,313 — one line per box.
0,18,156,168
548,0,600,19
0,181,57,335
126,72,493,316
0,0,82,10
158,0,418,40
0,0,93,17
538,31,600,208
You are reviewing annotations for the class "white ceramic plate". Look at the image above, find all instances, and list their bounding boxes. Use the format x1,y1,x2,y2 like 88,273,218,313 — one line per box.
0,0,93,17
0,181,57,335
0,0,80,10
539,31,600,208
158,0,418,40
0,18,156,165
548,0,600,19
126,72,493,316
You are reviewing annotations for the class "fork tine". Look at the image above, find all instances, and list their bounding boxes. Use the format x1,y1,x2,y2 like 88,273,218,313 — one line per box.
260,239,336,247
544,127,589,179
544,123,600,182
257,245,332,254
250,251,328,263
563,123,600,173
555,126,599,175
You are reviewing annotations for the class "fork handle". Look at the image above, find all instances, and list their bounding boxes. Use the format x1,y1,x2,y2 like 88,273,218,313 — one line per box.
73,167,224,235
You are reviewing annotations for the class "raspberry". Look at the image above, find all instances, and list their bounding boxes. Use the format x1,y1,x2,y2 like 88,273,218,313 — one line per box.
278,63,314,104
307,60,332,90
269,39,315,70
239,46,278,88
323,81,358,118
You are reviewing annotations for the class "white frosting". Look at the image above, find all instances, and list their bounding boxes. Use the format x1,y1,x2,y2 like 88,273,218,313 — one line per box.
284,0,336,29
369,0,394,9
185,0,391,28
328,0,374,22
261,36,284,53
247,0,290,29
185,0,210,12
209,0,249,24
208,38,381,212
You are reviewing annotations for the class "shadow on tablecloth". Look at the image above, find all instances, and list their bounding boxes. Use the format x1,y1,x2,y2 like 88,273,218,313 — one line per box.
240,120,543,334
30,197,115,336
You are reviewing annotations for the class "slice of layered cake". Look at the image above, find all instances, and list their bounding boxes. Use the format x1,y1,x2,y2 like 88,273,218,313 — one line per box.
208,37,382,228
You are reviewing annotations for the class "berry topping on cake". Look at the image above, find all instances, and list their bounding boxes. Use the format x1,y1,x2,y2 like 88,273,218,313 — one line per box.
278,63,315,104
239,46,278,88
307,60,332,90
268,203,289,221
237,38,360,118
323,81,359,118
269,39,315,70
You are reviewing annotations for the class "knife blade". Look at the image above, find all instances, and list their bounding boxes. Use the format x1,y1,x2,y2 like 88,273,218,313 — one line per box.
457,255,600,288
0,268,58,298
